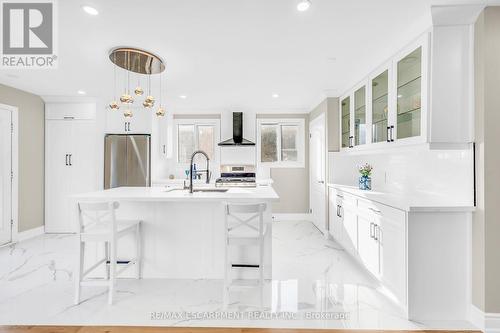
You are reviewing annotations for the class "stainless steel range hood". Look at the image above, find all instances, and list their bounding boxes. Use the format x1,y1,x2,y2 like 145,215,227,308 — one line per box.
218,112,255,146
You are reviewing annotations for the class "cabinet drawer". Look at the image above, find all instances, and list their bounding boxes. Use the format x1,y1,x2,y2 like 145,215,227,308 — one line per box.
358,199,405,223
334,190,357,207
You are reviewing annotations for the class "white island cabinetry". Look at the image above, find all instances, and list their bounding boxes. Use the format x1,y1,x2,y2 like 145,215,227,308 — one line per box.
72,186,279,279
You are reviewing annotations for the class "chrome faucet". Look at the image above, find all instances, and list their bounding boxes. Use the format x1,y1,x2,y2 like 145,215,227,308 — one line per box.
189,150,210,193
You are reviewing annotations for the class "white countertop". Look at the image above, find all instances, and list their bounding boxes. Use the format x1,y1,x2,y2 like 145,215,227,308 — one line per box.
328,184,475,212
73,185,279,202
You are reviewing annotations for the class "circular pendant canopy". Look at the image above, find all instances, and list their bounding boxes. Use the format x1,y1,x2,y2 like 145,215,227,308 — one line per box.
109,47,165,75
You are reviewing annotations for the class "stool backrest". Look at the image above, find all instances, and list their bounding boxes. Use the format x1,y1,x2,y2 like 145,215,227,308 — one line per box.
77,201,119,233
224,202,267,237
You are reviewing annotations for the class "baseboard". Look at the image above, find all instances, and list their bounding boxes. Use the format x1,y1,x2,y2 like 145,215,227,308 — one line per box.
486,312,500,333
272,213,312,221
469,304,485,331
17,226,45,242
468,303,500,333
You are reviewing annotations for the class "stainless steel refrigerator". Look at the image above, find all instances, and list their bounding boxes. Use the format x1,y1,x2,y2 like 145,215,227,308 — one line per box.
104,134,151,189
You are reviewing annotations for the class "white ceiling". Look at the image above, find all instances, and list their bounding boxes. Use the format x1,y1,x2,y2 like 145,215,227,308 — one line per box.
0,0,497,113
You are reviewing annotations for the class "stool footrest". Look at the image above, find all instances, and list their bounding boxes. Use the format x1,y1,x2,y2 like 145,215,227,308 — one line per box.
231,263,260,268
106,260,131,265
229,279,261,288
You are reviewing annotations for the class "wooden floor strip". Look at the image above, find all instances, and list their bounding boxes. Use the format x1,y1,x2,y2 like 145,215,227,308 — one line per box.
0,327,482,333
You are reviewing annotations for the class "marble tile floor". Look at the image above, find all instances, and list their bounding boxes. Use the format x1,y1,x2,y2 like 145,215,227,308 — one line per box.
0,221,477,330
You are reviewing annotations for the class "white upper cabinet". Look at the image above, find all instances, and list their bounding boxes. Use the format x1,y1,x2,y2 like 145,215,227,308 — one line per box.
340,96,351,149
339,12,475,151
370,65,391,145
392,34,429,145
353,84,367,147
105,106,152,134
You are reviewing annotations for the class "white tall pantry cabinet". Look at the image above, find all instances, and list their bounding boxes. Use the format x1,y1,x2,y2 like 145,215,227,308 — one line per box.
45,103,98,233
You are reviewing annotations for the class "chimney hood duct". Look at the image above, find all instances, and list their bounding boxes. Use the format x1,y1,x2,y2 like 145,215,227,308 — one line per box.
218,112,255,146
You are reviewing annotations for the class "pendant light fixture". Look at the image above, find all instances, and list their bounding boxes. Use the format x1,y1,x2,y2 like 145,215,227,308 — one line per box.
134,56,144,96
109,53,120,110
108,47,166,117
156,73,165,117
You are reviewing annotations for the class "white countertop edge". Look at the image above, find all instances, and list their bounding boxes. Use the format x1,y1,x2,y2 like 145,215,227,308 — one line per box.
72,186,280,203
327,183,475,213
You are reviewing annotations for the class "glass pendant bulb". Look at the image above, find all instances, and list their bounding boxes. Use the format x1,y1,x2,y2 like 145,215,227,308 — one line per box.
123,109,133,118
120,93,134,104
143,100,153,108
156,106,165,117
109,100,119,110
134,86,144,96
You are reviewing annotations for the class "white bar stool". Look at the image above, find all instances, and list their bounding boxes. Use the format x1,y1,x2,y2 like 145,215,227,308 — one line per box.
223,202,267,309
74,201,142,305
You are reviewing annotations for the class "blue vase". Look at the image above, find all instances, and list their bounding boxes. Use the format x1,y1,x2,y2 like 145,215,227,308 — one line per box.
359,175,371,190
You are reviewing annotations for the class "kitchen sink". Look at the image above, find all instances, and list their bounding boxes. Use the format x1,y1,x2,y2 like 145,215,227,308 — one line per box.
163,187,228,193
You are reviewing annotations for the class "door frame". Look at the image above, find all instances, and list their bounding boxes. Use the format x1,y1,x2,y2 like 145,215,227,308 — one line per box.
309,112,328,233
0,103,18,245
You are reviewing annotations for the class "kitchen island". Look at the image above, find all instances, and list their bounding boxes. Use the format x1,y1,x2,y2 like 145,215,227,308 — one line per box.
72,186,279,279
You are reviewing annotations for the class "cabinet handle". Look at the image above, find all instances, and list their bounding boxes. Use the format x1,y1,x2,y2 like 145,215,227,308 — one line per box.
163,145,166,154
370,222,374,239
390,125,395,142
63,116,74,120
336,205,340,217
386,126,391,142
368,207,382,214
339,206,343,218
128,122,131,132
65,154,68,166
318,180,325,184
373,224,379,241
125,122,127,132
336,194,344,199
349,136,354,148
68,154,72,166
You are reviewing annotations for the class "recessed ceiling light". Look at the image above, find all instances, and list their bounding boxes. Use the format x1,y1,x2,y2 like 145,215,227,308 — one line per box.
82,5,99,16
272,93,279,98
179,95,187,99
297,0,311,12
77,90,86,95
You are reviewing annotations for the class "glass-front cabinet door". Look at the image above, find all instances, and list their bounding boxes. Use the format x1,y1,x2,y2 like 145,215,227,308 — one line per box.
354,86,366,146
341,96,351,148
396,46,422,140
371,69,389,143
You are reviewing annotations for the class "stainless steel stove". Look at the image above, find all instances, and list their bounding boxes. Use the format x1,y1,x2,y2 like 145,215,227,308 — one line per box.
215,165,256,188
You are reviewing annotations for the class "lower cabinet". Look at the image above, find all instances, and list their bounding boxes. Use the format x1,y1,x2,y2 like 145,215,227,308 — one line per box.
328,187,407,308
357,210,380,278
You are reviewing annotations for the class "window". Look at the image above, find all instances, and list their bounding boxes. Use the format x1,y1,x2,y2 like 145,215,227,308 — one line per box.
175,119,220,167
257,118,305,167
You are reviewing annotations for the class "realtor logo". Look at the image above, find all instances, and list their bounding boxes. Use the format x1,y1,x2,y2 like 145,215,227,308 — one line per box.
1,0,57,68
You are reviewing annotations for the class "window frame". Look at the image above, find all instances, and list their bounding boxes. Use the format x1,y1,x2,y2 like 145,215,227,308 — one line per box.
256,118,305,168
173,118,220,169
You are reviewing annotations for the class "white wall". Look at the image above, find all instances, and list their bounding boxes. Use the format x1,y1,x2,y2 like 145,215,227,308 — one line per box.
329,144,474,205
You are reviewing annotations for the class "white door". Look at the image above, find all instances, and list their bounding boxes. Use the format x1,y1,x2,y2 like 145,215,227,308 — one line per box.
309,113,326,232
45,120,73,233
0,109,12,244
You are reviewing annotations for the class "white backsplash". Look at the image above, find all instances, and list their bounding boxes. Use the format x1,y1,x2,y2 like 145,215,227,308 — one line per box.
329,144,474,203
